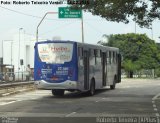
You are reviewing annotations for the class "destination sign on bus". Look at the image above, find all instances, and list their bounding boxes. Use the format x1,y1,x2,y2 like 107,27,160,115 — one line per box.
38,43,73,64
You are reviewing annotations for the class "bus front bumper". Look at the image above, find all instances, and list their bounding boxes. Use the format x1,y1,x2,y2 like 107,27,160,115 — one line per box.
34,80,78,90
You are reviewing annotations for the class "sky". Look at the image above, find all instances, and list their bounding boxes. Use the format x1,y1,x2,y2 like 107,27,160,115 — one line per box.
0,0,160,51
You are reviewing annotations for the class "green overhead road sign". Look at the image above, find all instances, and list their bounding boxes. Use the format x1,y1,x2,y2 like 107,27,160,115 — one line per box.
58,7,82,18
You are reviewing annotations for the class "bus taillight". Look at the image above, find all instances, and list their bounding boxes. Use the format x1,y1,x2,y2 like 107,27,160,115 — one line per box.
52,76,58,80
68,69,73,77
37,69,41,76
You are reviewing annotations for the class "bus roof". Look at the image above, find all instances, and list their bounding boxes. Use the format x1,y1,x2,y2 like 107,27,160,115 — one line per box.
35,40,119,52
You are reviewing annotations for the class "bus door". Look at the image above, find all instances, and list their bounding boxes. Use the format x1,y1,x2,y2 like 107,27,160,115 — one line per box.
102,52,106,86
84,50,89,90
117,54,121,83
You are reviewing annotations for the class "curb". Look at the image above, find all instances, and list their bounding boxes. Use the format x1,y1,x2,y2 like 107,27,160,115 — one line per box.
0,85,36,97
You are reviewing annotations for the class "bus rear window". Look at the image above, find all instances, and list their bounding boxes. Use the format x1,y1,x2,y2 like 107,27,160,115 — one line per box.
37,43,73,64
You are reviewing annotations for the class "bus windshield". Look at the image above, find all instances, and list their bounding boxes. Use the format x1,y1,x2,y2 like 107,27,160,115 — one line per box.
38,43,73,64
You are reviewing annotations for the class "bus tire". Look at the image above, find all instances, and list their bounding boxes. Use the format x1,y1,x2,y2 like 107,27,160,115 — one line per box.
52,89,64,96
110,76,116,90
88,80,95,96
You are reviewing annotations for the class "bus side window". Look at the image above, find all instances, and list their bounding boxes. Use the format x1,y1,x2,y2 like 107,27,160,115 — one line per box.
115,52,117,63
116,52,118,63
113,52,115,63
78,47,83,57
109,51,112,64
89,49,95,65
95,50,101,65
94,49,97,65
89,49,94,57
97,50,101,57
78,47,83,66
115,52,117,64
111,51,113,64
106,51,109,64
100,50,102,65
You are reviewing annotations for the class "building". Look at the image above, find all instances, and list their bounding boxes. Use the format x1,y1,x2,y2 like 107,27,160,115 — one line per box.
0,34,35,75
0,33,60,81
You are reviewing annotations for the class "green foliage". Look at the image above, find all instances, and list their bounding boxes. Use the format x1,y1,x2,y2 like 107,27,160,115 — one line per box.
99,33,160,77
123,60,140,72
155,67,160,77
70,0,160,28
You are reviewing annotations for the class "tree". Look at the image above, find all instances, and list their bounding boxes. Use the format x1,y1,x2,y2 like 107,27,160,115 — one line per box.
123,60,140,78
70,0,160,28
99,33,160,78
155,42,160,77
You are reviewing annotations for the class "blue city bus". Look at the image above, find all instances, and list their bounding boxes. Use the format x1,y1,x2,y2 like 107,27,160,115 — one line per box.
34,40,121,96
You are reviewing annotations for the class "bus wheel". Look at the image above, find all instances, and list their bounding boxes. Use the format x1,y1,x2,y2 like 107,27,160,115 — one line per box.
88,81,95,96
52,89,64,96
110,77,116,90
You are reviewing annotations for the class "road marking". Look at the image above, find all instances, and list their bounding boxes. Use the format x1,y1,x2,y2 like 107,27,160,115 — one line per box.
0,101,16,106
95,99,101,103
0,99,23,106
95,98,106,103
152,92,160,100
154,108,158,111
0,112,158,117
18,89,28,92
152,92,160,122
157,117,160,123
153,104,157,108
156,113,160,117
65,112,76,117
2,93,11,96
0,90,51,107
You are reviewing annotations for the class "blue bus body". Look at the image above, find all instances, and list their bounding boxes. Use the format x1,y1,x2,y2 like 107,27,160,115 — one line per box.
34,40,121,96
34,41,79,90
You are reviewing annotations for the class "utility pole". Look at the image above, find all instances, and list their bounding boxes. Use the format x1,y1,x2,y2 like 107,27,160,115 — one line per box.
18,28,23,81
80,4,84,43
2,40,3,59
81,10,84,43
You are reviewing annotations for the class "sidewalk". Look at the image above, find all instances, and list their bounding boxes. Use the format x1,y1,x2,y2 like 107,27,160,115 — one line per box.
0,81,35,97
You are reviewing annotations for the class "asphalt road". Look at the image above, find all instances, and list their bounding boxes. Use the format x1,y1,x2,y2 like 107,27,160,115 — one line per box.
0,79,160,123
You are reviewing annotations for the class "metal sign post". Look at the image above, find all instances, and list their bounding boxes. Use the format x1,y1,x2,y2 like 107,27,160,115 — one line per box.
36,12,58,42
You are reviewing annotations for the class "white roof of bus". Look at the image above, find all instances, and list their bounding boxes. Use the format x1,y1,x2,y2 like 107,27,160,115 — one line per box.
36,40,119,52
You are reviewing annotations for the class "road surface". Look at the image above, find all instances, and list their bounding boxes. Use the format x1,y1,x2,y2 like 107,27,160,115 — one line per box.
0,79,160,123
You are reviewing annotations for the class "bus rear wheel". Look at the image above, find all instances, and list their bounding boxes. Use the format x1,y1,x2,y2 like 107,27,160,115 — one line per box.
88,81,95,96
110,77,116,90
52,89,64,96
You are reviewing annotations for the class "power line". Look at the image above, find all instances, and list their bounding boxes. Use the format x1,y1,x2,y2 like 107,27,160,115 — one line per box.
0,5,107,21
0,5,66,21
0,5,106,40
40,21,78,36
0,5,76,21
84,21,104,35
0,5,44,19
